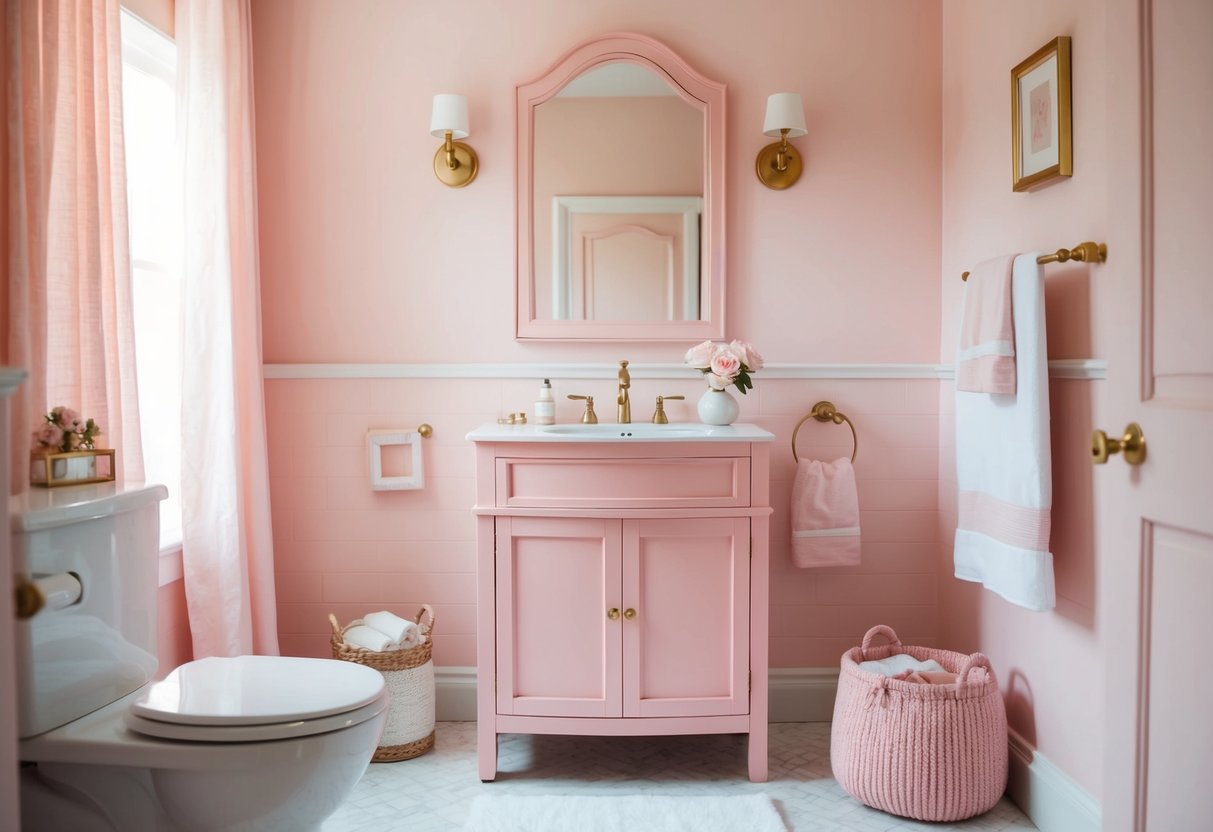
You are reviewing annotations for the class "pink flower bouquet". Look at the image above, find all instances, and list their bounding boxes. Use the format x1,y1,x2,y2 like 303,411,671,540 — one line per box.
684,339,763,394
31,406,101,453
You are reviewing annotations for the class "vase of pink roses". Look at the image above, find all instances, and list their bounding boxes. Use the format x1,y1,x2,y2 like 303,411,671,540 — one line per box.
684,339,763,426
29,406,114,487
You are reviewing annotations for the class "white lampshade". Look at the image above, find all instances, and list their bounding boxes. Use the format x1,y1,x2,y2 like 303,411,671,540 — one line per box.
430,94,470,139
762,92,806,138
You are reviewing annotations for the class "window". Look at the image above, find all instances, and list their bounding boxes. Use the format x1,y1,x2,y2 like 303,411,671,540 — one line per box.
121,10,183,550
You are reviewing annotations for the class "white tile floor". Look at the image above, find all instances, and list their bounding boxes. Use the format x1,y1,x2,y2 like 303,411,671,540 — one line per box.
322,722,1038,832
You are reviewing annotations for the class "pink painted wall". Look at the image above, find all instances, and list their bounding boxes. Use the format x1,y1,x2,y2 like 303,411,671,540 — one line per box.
251,0,942,365
121,0,174,37
532,96,702,318
250,1,943,668
939,0,1105,799
156,579,193,675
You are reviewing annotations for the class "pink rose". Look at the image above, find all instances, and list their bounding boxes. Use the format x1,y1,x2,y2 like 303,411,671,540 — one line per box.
684,340,716,370
33,423,64,449
710,349,742,381
729,340,764,371
707,373,730,390
55,407,82,430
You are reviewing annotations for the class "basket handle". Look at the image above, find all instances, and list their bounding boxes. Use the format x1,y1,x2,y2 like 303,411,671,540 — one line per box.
860,625,902,659
955,652,993,691
328,613,343,638
415,604,436,637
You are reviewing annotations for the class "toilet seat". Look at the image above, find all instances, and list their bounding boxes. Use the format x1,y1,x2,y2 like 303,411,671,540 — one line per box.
125,655,386,743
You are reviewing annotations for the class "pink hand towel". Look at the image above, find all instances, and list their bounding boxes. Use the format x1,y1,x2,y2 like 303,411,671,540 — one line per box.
957,254,1017,395
791,457,860,568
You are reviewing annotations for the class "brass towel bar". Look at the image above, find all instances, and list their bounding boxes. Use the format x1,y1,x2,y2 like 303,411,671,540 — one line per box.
791,401,857,464
961,241,1107,281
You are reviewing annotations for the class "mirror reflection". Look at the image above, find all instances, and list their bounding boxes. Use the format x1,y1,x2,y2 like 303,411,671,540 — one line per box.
532,62,705,322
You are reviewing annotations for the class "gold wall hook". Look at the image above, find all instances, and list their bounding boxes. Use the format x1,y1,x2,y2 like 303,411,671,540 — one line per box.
1091,423,1146,465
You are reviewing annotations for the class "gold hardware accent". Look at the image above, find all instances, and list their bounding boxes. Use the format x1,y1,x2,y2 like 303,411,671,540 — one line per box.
791,401,858,463
651,395,685,424
496,413,528,425
15,579,45,619
617,360,631,424
417,424,433,438
567,395,598,424
432,130,479,188
1091,423,1146,465
623,608,637,620
756,129,804,190
962,242,1106,281
607,607,621,621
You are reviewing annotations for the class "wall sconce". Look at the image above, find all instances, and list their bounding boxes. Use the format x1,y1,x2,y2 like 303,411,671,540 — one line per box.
756,92,806,190
430,93,479,188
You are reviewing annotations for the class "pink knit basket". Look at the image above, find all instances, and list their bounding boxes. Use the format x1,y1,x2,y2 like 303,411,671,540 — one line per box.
830,625,1008,822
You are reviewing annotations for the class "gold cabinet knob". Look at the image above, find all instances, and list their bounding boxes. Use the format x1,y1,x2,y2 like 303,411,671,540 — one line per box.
607,607,620,621
1091,423,1146,465
623,608,637,620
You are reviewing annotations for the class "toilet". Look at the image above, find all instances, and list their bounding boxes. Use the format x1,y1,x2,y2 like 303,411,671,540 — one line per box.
13,483,388,832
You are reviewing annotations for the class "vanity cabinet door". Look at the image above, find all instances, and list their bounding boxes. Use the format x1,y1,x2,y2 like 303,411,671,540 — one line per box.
495,517,623,718
621,517,751,718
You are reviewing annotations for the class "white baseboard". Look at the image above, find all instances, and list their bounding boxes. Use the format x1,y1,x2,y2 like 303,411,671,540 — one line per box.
434,666,839,723
1007,728,1101,832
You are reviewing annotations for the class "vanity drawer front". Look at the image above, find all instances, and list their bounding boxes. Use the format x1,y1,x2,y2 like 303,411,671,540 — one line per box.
496,457,751,509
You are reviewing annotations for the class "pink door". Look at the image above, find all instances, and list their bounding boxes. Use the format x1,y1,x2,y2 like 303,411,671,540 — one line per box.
495,517,622,717
1102,1,1213,828
622,518,750,717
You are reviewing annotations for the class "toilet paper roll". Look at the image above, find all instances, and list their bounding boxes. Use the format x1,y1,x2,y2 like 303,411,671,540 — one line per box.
34,572,83,612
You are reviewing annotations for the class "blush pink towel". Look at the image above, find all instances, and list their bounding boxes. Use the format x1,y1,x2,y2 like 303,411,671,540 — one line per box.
791,457,860,568
957,254,1017,395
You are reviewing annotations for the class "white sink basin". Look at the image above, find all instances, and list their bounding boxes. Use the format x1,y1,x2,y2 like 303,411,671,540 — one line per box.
466,422,774,443
540,424,713,439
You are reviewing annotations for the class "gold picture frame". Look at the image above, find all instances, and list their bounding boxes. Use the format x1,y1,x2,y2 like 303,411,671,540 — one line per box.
1011,36,1072,192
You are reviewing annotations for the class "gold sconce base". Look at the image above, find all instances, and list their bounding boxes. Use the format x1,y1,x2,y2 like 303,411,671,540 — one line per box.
755,141,803,190
433,141,479,188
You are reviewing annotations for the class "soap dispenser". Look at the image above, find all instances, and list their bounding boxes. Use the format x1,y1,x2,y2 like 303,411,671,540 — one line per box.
534,379,555,425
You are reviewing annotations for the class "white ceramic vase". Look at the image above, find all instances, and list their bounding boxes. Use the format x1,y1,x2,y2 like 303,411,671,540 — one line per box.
697,388,740,426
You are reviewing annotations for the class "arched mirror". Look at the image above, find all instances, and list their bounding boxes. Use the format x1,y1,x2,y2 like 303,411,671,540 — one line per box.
516,33,726,341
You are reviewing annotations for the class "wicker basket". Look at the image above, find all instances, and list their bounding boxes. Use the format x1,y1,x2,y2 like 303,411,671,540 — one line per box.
831,625,1008,822
329,606,436,762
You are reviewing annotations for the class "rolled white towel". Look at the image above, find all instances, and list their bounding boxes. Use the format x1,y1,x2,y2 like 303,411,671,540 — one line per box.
858,654,946,677
363,610,422,649
343,624,397,652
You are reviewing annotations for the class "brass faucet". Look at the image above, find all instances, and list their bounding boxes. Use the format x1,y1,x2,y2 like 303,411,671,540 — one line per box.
567,394,598,424
651,395,685,424
617,360,631,423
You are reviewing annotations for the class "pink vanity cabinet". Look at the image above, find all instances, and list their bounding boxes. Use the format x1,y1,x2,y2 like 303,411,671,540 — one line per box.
468,424,774,782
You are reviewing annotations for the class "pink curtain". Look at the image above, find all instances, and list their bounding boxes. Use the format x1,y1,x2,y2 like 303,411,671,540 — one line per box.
6,0,145,494
176,0,278,657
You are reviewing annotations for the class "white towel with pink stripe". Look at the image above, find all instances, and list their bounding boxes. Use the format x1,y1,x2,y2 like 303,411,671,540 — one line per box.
954,252,1056,611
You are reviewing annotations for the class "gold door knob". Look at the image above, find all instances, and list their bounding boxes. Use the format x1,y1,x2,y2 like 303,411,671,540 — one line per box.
607,607,621,621
1091,423,1146,465
623,608,637,620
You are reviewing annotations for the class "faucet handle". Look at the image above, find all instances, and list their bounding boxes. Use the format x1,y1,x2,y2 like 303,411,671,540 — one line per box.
651,395,686,424
567,394,598,424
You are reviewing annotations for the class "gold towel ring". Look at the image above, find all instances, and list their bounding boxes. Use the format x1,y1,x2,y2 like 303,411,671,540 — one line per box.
791,401,858,463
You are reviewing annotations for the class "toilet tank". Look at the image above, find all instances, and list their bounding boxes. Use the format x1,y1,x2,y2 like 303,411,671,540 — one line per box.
11,483,168,738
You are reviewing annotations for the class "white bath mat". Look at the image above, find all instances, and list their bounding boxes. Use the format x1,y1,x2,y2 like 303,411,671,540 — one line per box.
463,793,786,832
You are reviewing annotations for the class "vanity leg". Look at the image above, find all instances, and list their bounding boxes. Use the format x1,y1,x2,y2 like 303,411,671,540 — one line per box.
478,723,498,781
748,722,768,783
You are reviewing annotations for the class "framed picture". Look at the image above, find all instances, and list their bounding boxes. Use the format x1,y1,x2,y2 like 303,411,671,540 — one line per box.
1011,36,1072,192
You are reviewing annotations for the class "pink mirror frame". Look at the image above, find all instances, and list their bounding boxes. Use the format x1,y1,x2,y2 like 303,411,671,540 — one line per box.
515,33,727,342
